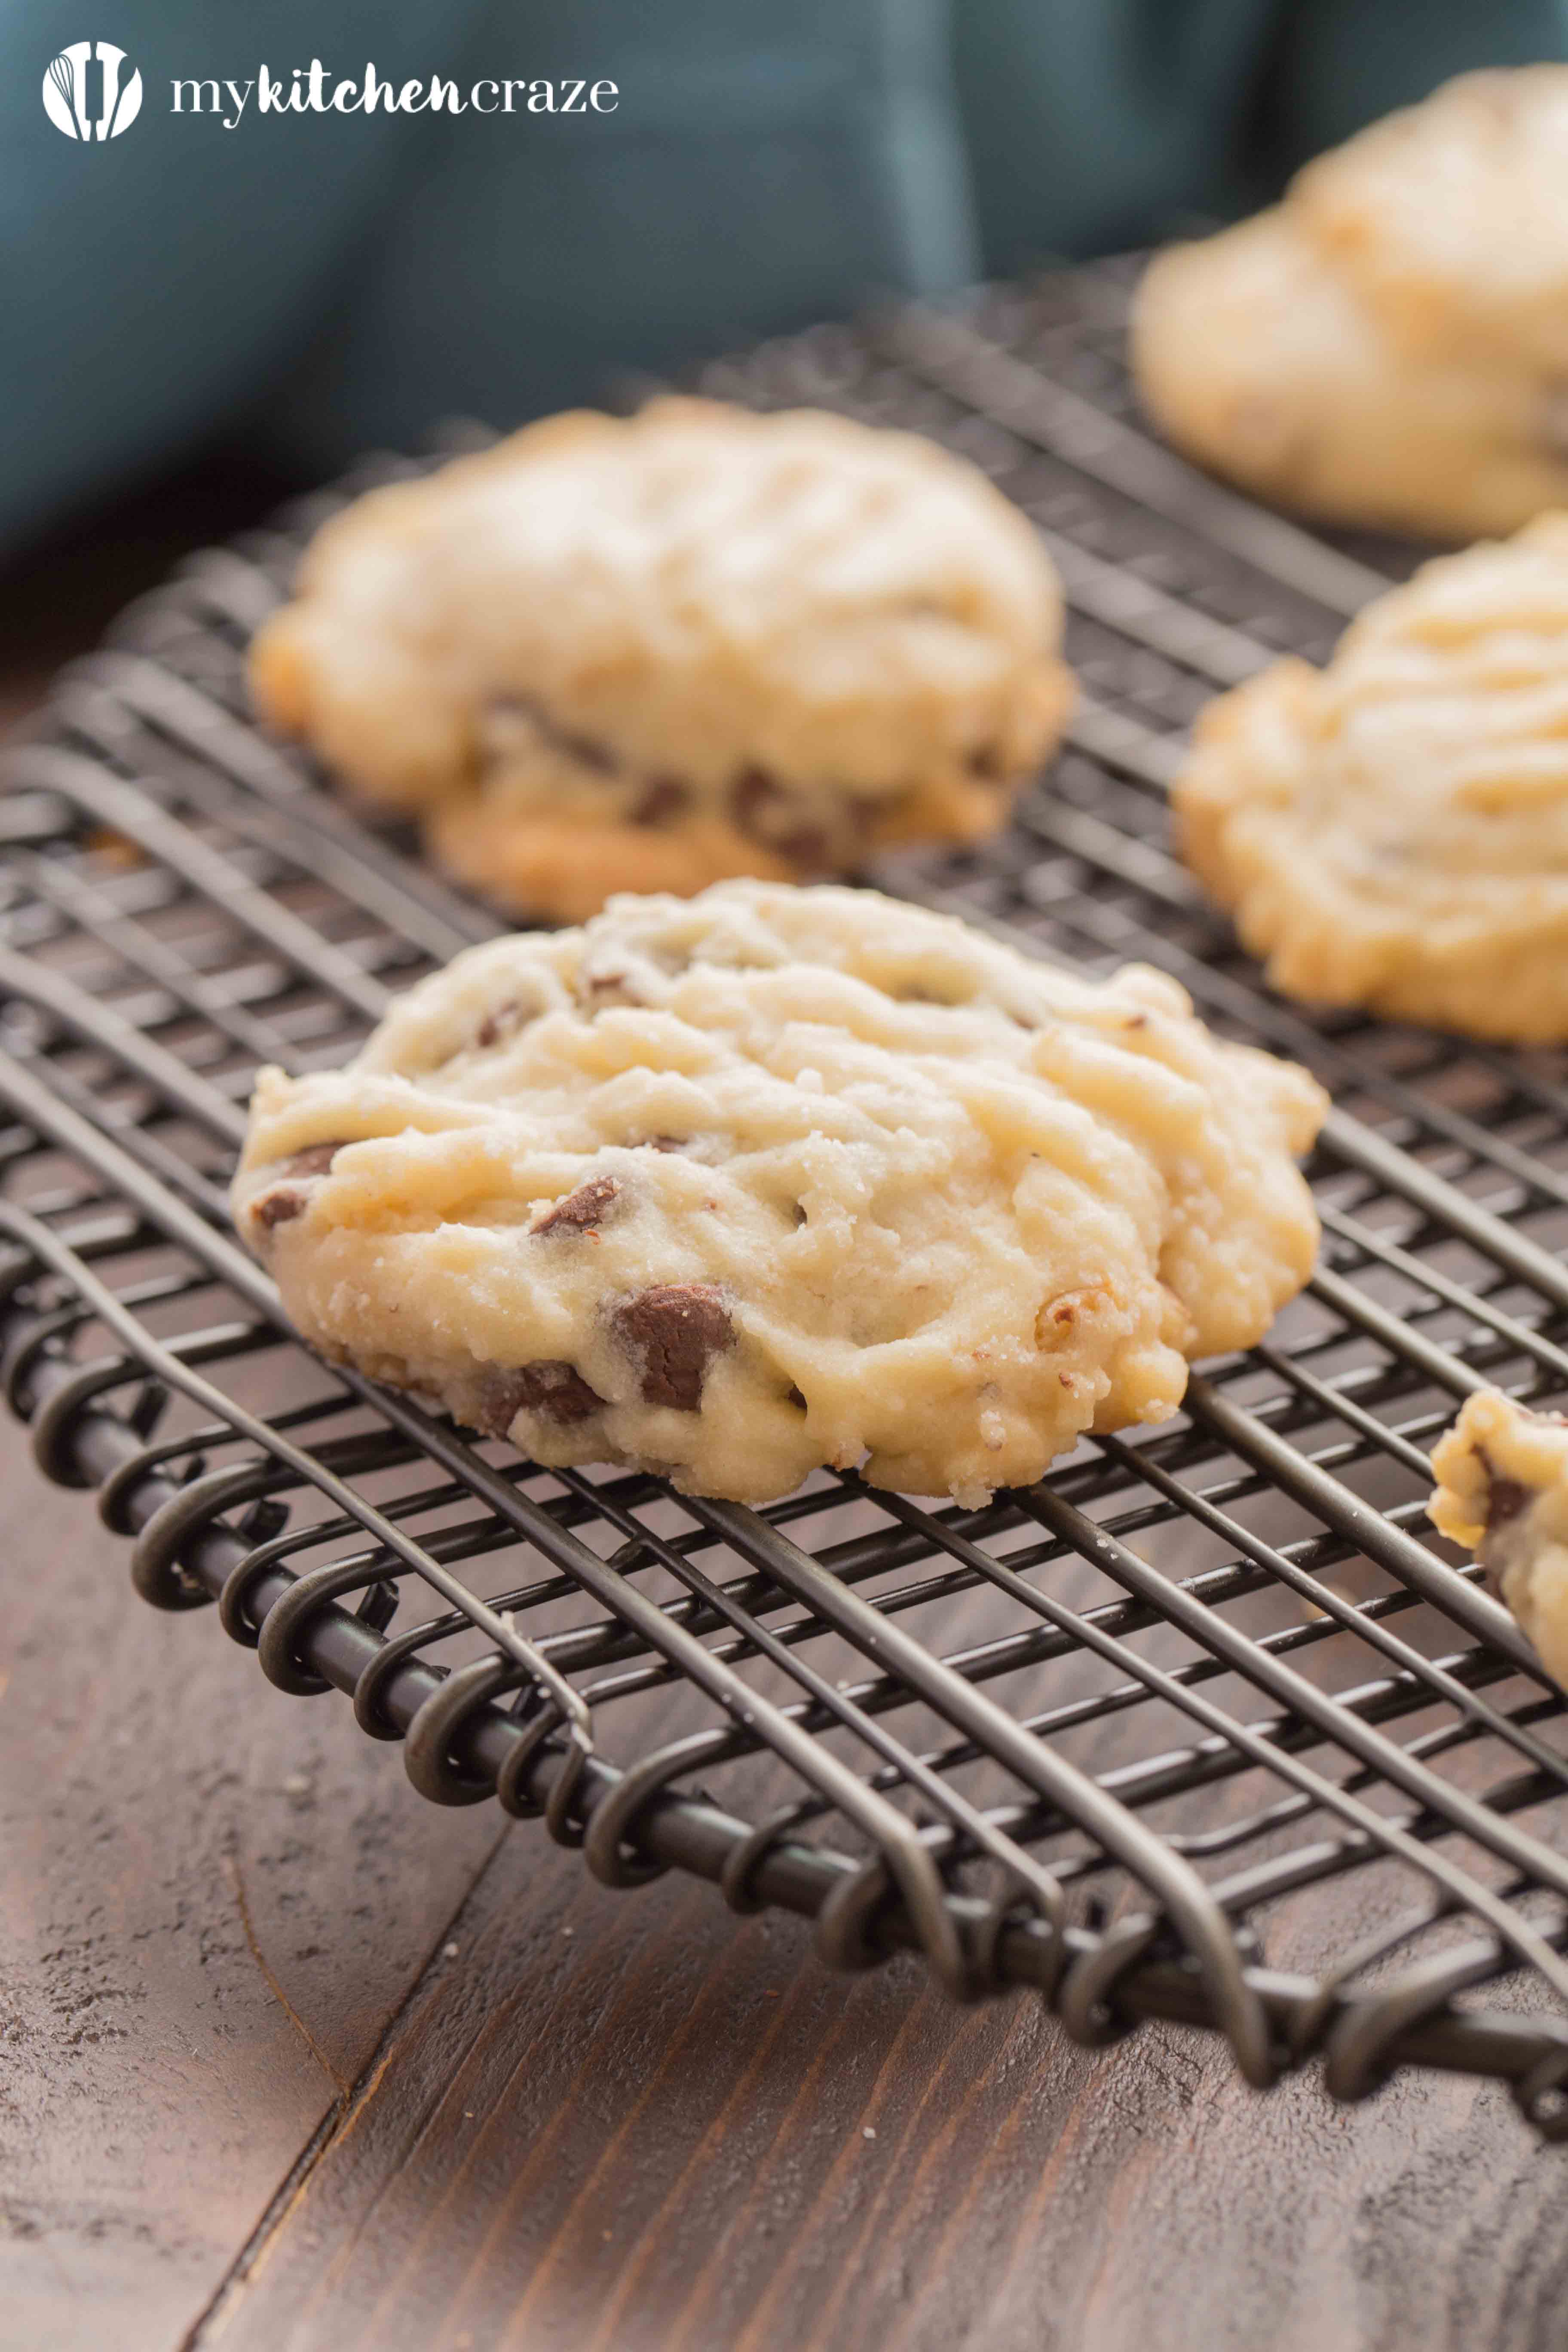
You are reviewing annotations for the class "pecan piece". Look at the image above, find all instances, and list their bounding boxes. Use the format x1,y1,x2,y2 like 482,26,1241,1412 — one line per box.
531,1174,622,1235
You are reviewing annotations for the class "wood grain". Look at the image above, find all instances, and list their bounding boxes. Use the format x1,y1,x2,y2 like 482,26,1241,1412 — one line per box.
181,1786,1568,2352
0,1420,502,2352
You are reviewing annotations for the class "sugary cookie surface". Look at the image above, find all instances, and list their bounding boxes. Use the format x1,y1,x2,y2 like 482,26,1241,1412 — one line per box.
1131,67,1568,539
1430,1390,1568,1687
233,881,1326,1506
250,398,1073,921
1174,514,1568,1043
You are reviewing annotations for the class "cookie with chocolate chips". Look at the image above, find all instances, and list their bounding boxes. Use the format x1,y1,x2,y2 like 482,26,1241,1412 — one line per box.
232,880,1325,1504
249,397,1073,922
1133,67,1568,541
1431,1390,1568,1686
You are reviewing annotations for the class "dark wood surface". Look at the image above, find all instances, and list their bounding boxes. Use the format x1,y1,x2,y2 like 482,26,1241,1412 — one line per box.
8,1406,1568,2352
5,489,1568,2352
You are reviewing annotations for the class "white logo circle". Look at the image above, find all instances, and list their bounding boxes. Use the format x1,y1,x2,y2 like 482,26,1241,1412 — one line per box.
43,40,142,139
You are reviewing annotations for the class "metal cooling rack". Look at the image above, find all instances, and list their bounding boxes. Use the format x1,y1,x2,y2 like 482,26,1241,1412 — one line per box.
8,264,1568,2136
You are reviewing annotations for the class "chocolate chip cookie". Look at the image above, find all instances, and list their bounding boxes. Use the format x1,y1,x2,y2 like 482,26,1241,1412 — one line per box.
1430,1390,1568,1686
1174,513,1568,1042
1132,67,1568,540
232,880,1326,1506
250,399,1074,922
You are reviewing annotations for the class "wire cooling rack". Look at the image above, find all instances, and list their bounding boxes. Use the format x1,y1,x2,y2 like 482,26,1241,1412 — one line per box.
7,263,1568,2136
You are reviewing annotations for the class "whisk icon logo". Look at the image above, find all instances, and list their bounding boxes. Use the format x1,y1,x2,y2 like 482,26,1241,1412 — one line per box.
43,40,142,138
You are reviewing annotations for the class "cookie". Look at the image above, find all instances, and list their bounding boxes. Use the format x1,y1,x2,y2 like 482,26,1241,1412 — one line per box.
250,399,1074,922
232,879,1326,1507
1173,514,1568,1043
1131,68,1568,540
1430,1390,1568,1687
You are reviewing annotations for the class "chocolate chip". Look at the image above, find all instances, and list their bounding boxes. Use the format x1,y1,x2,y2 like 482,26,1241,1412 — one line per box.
967,742,1002,779
1544,385,1568,463
1485,1473,1533,1534
284,1142,347,1177
776,826,832,870
561,730,617,776
611,1283,732,1410
786,1383,807,1411
251,1140,348,1229
254,1187,306,1229
631,777,689,827
479,1360,604,1433
476,1000,532,1049
532,1174,622,1235
581,968,644,1008
730,765,780,835
487,693,618,775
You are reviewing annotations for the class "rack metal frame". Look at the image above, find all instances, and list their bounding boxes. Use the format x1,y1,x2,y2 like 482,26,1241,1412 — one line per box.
7,263,1568,2134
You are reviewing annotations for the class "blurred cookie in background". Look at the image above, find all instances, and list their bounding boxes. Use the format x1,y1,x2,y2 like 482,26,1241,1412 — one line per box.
1131,67,1568,542
250,398,1074,922
1173,514,1568,1042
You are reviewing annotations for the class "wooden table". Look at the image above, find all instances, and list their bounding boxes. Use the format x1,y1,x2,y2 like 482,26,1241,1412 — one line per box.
3,483,1566,2352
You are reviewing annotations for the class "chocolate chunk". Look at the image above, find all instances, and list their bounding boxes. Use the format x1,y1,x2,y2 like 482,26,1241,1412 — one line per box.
728,766,842,870
631,776,689,827
1544,386,1568,464
560,730,617,776
581,968,644,1008
487,693,618,775
476,1000,532,1049
251,1140,348,1229
730,765,781,836
775,825,832,871
1484,1473,1533,1534
727,766,827,867
284,1142,347,1178
532,1174,622,1234
611,1283,732,1410
254,1187,306,1229
479,1360,604,1433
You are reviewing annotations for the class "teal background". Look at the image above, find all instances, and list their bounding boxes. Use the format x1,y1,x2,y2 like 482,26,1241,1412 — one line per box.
6,0,1567,552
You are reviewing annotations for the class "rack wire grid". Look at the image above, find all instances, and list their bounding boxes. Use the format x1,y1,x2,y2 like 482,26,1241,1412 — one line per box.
8,259,1568,2138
